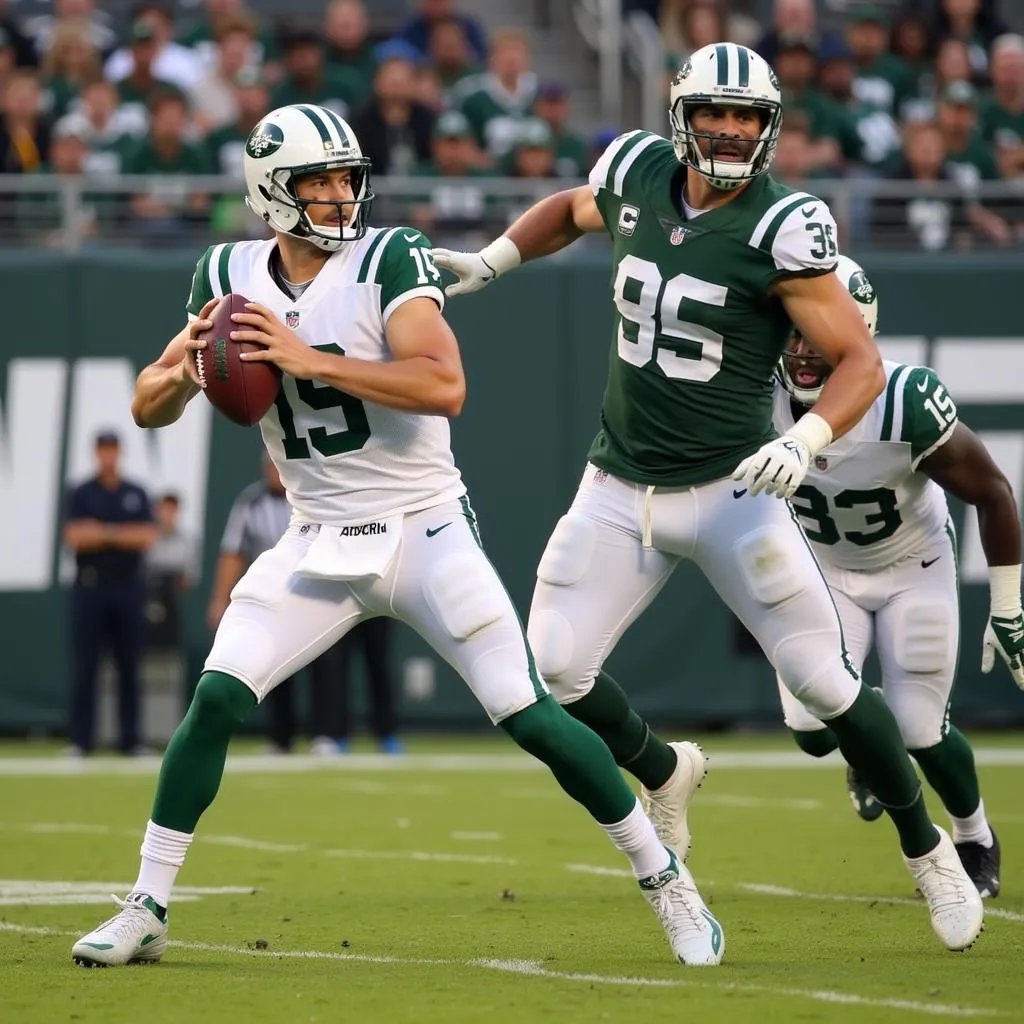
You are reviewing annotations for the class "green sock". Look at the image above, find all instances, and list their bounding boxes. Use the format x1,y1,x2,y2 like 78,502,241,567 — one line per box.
501,695,638,824
561,670,678,790
791,727,839,758
826,685,938,858
151,671,255,834
911,726,981,820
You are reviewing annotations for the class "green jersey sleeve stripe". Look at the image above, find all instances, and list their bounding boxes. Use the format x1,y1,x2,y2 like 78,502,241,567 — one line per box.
880,365,909,442
611,132,660,195
368,227,401,286
356,230,389,283
589,130,644,194
216,242,235,296
747,191,813,249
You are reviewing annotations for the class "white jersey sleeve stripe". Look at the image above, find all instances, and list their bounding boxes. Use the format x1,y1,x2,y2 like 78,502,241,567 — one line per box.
382,285,445,325
588,130,644,196
887,365,913,443
208,243,227,298
747,192,813,249
612,132,661,196
911,421,958,470
366,227,400,288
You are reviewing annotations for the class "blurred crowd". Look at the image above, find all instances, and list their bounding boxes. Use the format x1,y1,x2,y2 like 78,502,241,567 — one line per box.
0,0,1021,249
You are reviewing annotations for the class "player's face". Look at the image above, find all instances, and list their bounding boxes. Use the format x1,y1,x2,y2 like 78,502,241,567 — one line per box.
688,104,762,163
783,333,831,394
293,168,356,227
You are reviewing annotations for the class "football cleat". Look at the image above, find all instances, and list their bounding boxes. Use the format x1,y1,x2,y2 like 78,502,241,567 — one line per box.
846,763,885,822
956,830,1001,899
640,741,707,859
639,848,724,966
72,893,168,967
903,827,984,951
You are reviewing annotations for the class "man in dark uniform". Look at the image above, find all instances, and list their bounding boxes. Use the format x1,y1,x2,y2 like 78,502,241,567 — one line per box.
63,430,158,755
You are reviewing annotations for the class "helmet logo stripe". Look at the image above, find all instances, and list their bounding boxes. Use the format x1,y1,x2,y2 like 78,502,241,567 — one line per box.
295,104,333,149
715,43,729,86
736,45,750,88
319,107,351,148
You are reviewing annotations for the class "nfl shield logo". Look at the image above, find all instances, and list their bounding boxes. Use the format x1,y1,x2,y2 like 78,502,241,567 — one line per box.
285,310,300,329
593,468,608,484
814,455,828,471
669,225,688,246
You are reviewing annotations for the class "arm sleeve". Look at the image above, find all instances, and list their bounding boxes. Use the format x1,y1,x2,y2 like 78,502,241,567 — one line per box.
900,367,959,467
373,227,445,324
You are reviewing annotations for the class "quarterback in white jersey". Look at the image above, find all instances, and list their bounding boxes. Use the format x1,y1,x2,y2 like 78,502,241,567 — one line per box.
72,104,722,970
776,255,1024,899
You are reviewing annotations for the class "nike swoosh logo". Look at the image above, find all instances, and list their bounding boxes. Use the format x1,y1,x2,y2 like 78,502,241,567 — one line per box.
139,933,161,946
921,556,942,568
79,942,114,950
732,489,747,499
917,376,929,392
403,232,421,242
800,205,816,218
426,523,453,538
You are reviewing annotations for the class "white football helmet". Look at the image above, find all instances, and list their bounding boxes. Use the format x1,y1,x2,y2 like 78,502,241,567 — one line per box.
669,42,783,191
243,104,373,251
778,254,880,406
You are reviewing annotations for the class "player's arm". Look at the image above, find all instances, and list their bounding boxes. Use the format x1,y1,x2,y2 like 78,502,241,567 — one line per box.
131,297,217,428
775,271,885,439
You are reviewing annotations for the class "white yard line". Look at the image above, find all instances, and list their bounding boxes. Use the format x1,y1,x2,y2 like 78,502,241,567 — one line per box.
740,883,1024,924
0,922,1000,1017
450,831,503,841
0,747,1021,776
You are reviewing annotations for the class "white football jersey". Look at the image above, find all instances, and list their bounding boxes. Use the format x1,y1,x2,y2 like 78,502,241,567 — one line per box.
186,227,465,525
773,360,957,571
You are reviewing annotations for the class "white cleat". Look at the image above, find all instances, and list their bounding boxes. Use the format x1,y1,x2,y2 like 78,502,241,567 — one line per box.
639,848,724,966
903,826,984,952
641,741,707,860
72,893,168,967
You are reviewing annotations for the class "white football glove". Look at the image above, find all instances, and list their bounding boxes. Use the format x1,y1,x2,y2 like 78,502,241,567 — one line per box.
981,611,1024,689
430,248,497,297
732,436,811,499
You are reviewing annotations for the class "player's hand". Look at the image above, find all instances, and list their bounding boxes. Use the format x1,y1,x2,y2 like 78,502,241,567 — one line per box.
981,611,1024,689
732,436,811,499
431,248,497,297
232,302,320,379
183,297,218,388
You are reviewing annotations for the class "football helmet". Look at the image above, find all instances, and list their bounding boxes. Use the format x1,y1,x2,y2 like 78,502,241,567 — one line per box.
669,42,783,191
778,254,879,406
243,104,373,251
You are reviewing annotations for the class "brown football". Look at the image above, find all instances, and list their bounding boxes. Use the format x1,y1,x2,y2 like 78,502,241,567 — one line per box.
196,293,282,427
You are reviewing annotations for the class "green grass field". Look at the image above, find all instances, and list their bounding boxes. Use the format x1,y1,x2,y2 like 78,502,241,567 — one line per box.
1,734,1022,1023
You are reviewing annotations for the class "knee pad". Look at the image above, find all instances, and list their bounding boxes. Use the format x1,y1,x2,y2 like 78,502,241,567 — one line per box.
527,608,574,681
886,680,950,750
891,602,954,675
777,639,860,720
423,551,507,641
734,527,810,606
536,515,596,587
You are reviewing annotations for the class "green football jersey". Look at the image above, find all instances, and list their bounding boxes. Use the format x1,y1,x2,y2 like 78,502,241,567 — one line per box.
981,97,1024,149
587,130,839,487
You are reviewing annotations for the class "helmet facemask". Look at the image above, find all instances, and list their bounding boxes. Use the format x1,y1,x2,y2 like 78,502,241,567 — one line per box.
778,334,832,406
670,98,783,191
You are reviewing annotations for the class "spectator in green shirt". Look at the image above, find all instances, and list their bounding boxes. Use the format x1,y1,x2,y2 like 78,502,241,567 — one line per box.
324,0,376,97
938,80,1001,188
931,0,1008,81
122,90,211,232
176,0,276,70
188,14,258,135
772,113,829,186
270,24,366,120
456,28,537,160
428,15,479,105
40,19,101,121
116,21,179,120
889,9,937,121
846,6,914,119
504,116,556,179
205,66,269,177
981,34,1024,179
531,81,589,178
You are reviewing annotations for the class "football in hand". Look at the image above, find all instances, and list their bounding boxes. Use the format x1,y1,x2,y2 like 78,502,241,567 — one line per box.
196,293,281,427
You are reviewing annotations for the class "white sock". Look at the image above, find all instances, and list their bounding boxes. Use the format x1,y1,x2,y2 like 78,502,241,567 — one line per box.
134,820,194,908
950,800,994,848
599,799,671,879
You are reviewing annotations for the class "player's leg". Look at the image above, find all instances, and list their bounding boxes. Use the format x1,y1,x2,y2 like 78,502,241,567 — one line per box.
72,527,367,966
692,478,981,949
876,535,999,896
388,499,722,966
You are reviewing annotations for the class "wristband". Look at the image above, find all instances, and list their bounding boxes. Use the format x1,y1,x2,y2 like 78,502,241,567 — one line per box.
479,236,522,278
783,412,833,458
989,564,1023,616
